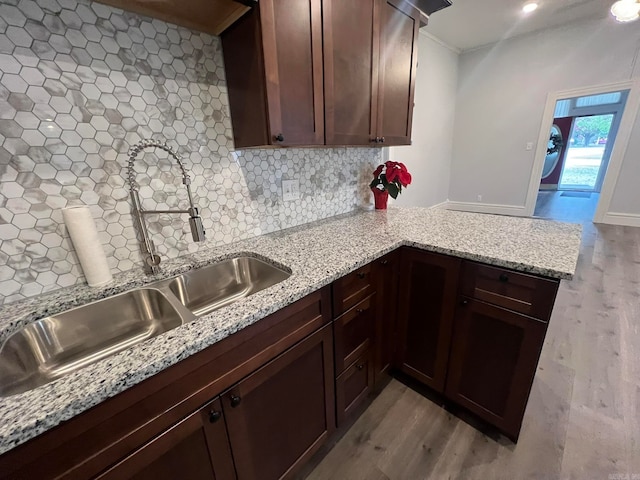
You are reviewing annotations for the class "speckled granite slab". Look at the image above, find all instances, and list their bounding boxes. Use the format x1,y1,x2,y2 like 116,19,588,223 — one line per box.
0,207,582,455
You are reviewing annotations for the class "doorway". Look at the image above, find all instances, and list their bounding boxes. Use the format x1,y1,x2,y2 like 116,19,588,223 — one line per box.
534,90,629,222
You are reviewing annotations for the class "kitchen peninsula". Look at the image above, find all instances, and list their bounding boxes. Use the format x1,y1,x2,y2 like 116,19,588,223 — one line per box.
0,207,581,479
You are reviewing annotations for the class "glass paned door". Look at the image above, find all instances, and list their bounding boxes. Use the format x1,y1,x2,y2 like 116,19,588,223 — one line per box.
559,114,614,192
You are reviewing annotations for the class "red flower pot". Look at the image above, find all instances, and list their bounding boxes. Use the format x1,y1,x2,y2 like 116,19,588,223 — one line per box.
371,188,389,210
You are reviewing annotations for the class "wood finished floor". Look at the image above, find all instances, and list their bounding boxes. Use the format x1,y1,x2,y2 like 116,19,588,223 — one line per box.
306,194,640,480
534,191,600,223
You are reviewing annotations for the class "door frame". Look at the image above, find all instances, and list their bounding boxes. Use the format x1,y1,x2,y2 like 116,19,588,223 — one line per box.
525,79,640,223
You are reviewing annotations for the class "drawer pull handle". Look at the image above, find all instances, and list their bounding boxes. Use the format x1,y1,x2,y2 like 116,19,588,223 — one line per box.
356,364,364,370
209,410,222,423
499,273,509,282
356,308,364,314
460,299,469,306
230,394,242,408
380,259,388,265
357,272,366,279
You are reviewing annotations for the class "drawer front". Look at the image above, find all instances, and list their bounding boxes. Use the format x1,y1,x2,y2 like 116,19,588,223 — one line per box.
336,350,373,426
460,261,559,321
332,263,376,316
334,294,375,374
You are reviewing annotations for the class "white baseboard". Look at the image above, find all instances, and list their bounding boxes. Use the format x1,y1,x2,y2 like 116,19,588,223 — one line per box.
429,200,450,210
598,212,640,227
444,201,528,217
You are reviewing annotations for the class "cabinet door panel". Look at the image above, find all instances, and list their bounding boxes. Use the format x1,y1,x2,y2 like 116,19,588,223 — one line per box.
323,0,379,145
222,324,334,480
97,398,235,480
445,298,548,440
396,248,461,392
261,0,324,145
376,0,419,145
374,251,400,384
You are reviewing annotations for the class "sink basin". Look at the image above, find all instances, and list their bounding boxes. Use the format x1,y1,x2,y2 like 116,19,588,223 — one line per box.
162,256,291,316
0,288,185,397
0,256,290,397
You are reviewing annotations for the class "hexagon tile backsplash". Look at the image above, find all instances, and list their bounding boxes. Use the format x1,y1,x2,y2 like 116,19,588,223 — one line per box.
0,0,382,305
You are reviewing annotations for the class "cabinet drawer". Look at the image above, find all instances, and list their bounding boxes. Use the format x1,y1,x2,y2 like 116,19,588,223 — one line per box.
332,263,376,316
334,294,375,374
459,262,559,321
336,350,374,426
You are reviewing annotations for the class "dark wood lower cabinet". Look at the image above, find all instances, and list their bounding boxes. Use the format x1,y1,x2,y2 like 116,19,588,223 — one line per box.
221,323,335,480
0,250,564,480
395,248,461,392
96,398,235,480
444,297,548,440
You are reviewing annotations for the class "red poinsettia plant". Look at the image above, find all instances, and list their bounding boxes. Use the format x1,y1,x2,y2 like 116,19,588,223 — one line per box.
370,161,412,199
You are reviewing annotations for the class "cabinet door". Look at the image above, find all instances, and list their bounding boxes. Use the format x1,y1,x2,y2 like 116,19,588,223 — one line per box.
323,0,379,146
445,298,548,440
96,398,235,480
221,324,335,480
260,0,324,146
396,248,461,392
374,251,400,385
376,0,420,145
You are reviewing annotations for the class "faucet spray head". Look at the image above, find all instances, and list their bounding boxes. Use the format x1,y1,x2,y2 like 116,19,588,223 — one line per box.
188,208,206,242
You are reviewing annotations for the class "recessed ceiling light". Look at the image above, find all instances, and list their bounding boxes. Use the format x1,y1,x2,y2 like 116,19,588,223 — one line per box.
610,0,640,22
522,2,539,13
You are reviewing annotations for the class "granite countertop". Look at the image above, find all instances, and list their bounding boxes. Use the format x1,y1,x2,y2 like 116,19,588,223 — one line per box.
0,207,582,455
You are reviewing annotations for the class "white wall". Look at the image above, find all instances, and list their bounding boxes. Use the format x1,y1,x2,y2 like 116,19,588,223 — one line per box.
609,102,640,215
448,16,640,215
390,31,459,208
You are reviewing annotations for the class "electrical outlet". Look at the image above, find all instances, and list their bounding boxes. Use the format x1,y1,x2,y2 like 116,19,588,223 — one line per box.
477,194,482,202
526,142,534,151
282,179,300,202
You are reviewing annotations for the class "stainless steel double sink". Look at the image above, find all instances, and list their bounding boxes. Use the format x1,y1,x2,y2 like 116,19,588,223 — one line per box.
0,256,290,398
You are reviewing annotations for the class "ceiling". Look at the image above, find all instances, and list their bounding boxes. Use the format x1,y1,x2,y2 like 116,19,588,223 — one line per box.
423,0,617,51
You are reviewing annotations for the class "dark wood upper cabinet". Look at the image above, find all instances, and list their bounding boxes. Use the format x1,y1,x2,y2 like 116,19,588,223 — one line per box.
376,0,420,145
324,0,420,146
323,0,379,145
221,323,335,480
395,248,461,392
221,0,324,148
223,0,419,148
95,0,250,36
444,298,548,441
96,398,236,480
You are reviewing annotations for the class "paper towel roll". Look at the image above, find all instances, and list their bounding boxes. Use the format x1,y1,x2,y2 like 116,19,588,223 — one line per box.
62,206,113,287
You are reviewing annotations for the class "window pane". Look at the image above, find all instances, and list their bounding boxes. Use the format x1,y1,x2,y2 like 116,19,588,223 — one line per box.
575,92,622,107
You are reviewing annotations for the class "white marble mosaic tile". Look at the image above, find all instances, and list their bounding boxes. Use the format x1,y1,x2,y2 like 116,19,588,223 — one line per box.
0,0,382,304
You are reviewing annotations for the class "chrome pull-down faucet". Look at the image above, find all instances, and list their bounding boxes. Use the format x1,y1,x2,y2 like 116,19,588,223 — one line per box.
126,139,205,274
